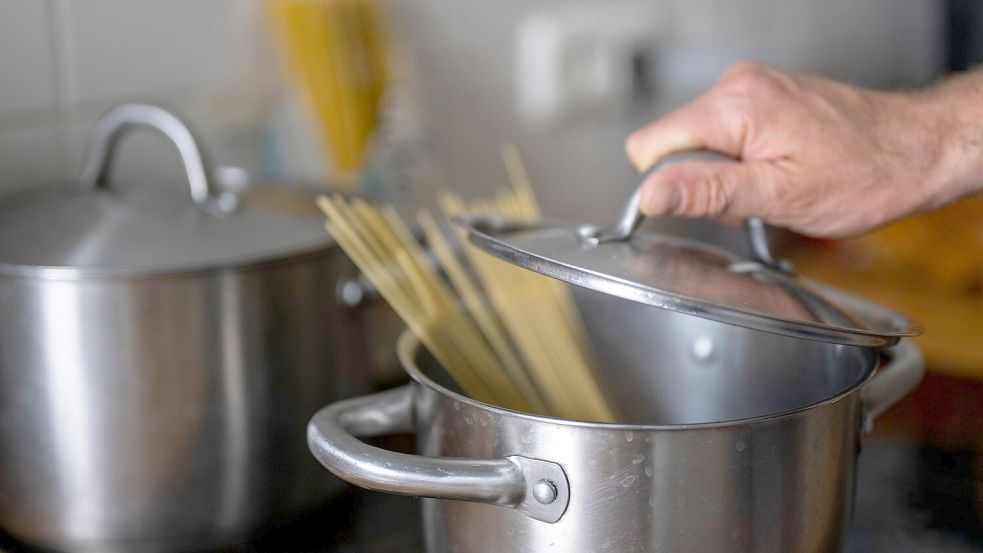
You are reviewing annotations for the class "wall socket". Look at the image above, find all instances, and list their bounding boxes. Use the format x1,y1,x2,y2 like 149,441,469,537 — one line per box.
515,2,660,127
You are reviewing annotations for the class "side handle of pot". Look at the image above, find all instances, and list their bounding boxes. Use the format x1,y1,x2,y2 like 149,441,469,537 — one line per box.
861,339,924,433
307,384,570,523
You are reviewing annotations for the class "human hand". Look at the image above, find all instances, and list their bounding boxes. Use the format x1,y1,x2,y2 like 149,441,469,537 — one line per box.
625,61,983,238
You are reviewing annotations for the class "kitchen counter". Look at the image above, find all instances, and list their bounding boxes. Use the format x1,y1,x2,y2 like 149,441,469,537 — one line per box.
2,374,980,553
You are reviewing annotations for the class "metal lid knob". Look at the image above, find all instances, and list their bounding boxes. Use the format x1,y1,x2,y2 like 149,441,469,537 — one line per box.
578,150,792,273
76,103,238,216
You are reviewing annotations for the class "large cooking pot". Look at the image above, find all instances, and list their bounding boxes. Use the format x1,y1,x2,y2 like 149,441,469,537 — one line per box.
310,297,922,553
307,152,924,552
0,104,380,551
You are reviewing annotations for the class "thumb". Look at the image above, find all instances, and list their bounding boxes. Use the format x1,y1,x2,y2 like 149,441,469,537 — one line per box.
639,160,781,220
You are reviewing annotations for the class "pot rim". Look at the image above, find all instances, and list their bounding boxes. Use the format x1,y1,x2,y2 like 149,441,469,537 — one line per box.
0,243,336,281
397,329,879,431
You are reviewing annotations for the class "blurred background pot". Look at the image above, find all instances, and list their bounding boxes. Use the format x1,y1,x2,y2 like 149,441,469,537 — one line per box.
0,104,385,552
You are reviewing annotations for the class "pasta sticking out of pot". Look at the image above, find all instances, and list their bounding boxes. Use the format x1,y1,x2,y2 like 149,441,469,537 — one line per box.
317,146,615,422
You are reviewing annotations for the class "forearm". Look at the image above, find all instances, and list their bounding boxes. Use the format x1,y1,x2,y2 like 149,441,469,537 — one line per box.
917,67,983,209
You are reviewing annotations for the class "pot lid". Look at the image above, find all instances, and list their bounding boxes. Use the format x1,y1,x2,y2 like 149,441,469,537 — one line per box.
0,104,330,278
455,151,921,348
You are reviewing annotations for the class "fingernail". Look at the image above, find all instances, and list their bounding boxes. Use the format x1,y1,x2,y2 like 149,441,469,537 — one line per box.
640,183,681,215
631,155,652,173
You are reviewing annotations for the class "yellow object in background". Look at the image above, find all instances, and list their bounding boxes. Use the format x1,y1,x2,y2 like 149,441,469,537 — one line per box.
790,195,983,380
867,195,983,294
268,0,389,188
315,147,617,422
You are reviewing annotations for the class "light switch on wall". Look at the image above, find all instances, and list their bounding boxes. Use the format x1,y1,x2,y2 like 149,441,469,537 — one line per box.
515,2,661,127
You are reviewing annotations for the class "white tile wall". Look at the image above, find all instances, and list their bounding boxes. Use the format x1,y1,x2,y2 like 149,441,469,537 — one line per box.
58,91,274,194
0,0,67,189
59,0,266,104
802,0,943,88
0,123,66,187
387,0,946,222
0,0,58,117
0,0,277,192
0,0,950,209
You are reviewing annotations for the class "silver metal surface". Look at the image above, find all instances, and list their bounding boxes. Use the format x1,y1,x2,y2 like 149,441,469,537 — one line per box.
0,253,372,552
531,480,557,504
0,104,329,277
336,274,382,308
308,288,923,553
743,217,794,273
460,148,919,347
579,151,735,245
307,385,570,523
456,217,920,347
77,104,233,213
0,106,389,551
861,339,924,433
577,150,793,272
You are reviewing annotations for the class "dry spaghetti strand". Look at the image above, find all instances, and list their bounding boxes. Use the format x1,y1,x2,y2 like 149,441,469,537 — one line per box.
316,145,615,422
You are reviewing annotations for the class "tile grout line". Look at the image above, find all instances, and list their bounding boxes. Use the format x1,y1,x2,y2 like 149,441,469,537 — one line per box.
45,0,79,180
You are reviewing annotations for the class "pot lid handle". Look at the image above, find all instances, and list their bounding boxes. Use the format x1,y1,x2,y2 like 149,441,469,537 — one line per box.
577,150,793,273
76,103,237,215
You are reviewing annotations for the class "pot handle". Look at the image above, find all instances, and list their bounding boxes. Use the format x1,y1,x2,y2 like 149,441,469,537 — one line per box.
578,150,794,273
76,103,237,215
307,383,570,523
861,338,924,433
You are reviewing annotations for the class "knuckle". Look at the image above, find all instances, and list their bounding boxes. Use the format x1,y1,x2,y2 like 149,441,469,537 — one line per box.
722,60,764,81
675,186,697,216
703,171,733,216
677,171,732,217
718,60,781,99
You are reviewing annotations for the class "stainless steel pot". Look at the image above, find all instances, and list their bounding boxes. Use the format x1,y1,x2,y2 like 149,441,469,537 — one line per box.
308,149,924,552
0,105,380,551
309,287,923,553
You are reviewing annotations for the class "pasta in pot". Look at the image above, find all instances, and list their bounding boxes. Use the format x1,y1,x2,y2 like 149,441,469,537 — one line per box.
317,147,614,422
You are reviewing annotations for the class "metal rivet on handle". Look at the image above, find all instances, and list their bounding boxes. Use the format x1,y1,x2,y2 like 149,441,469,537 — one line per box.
338,279,366,307
532,479,558,504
